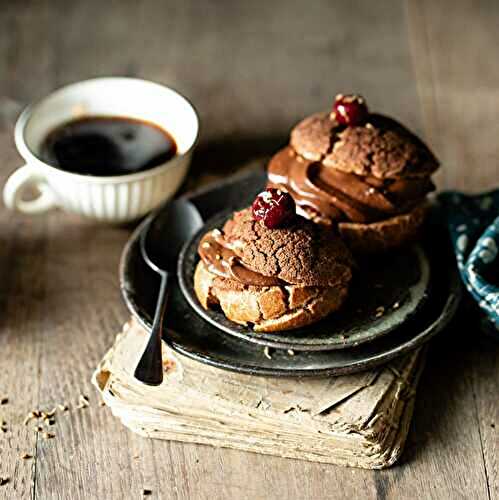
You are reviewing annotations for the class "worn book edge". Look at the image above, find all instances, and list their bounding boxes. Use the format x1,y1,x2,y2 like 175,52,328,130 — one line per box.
92,319,425,469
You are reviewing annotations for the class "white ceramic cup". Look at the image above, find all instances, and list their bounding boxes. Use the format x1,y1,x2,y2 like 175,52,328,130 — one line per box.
3,77,199,223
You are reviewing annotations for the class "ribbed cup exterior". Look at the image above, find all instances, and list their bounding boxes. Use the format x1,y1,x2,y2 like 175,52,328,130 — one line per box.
47,153,191,223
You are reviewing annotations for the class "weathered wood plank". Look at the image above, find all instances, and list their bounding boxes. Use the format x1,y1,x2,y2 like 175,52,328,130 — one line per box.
0,0,496,498
0,2,59,498
408,0,499,191
408,0,498,498
471,334,499,500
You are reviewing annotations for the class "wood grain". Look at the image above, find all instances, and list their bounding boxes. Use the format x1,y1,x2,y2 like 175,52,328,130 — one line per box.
0,3,58,498
0,0,497,498
408,0,499,192
409,2,499,500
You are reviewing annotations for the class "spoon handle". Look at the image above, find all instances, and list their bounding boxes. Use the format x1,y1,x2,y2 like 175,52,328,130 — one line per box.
134,272,170,385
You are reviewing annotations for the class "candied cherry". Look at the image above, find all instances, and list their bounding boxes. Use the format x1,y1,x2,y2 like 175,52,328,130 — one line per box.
252,189,296,229
332,94,369,126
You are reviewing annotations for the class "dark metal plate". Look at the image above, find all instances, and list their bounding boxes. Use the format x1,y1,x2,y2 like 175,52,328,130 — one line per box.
120,169,462,377
178,211,430,351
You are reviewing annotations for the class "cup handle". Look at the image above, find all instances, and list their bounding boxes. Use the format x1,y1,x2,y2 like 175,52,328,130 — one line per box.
3,165,57,214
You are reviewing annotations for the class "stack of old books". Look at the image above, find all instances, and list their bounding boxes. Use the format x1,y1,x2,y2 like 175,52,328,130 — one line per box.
93,319,425,469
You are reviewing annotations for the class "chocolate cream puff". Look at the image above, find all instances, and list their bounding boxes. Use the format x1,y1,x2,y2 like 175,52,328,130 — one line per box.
194,190,353,332
267,94,440,253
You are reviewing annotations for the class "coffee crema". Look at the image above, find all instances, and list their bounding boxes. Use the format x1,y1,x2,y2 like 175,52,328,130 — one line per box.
39,116,177,176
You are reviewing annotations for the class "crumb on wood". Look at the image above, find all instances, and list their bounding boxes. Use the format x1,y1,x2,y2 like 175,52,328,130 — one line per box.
143,489,152,496
77,394,90,409
42,408,57,419
20,454,32,460
0,477,9,486
23,411,41,425
0,397,8,405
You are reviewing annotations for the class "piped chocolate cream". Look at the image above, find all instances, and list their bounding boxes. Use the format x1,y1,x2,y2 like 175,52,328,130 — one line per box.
268,147,434,224
198,229,284,286
267,111,438,225
197,208,353,288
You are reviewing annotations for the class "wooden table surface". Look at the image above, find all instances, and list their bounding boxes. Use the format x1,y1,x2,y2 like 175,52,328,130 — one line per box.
0,1,498,499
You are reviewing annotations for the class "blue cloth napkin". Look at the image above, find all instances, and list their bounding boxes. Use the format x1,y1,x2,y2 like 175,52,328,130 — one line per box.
438,190,499,338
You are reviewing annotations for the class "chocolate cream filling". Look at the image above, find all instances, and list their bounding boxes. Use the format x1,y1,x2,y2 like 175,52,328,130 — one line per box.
198,229,285,286
267,147,434,224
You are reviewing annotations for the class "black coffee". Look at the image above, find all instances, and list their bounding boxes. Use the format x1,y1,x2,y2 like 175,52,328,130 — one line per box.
39,116,177,176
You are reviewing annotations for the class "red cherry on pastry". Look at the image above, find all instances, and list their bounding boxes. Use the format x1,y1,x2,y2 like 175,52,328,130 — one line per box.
332,94,369,126
252,189,296,229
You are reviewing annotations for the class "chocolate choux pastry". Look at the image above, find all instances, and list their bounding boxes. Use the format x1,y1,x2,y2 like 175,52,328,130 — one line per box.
267,94,439,253
194,192,353,332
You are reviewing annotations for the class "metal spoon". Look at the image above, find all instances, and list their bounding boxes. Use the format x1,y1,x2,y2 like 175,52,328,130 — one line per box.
134,199,203,385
